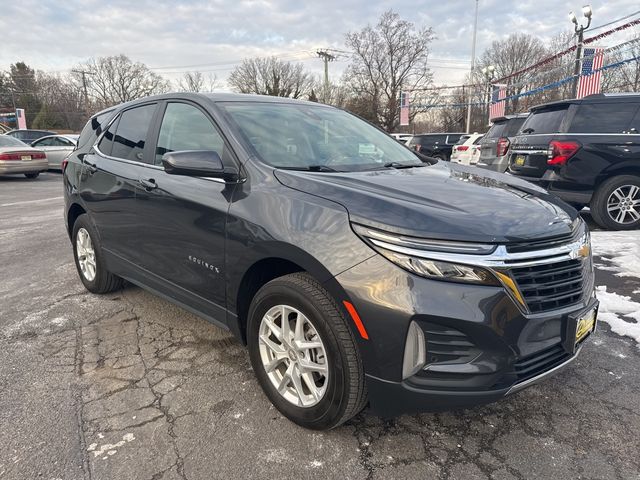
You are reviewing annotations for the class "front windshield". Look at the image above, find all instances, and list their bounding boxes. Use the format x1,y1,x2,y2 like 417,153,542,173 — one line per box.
0,136,28,147
220,102,423,171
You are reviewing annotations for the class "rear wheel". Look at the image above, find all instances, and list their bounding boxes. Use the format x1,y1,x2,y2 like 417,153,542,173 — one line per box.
590,175,640,230
247,273,367,430
24,172,39,179
72,214,123,293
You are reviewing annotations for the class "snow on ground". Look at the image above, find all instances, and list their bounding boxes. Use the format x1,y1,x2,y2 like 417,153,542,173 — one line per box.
591,230,640,278
590,230,640,346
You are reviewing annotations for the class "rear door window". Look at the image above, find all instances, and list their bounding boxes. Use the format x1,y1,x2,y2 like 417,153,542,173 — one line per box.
110,104,157,163
569,103,640,134
520,107,569,134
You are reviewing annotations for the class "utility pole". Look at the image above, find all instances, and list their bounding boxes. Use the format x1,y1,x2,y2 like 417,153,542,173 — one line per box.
569,5,593,98
465,0,479,133
316,50,336,103
72,69,94,113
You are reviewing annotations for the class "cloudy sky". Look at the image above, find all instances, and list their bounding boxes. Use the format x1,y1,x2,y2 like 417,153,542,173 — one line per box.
1,0,638,88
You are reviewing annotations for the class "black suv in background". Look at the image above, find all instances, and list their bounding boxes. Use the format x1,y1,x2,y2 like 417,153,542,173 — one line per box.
507,94,640,230
406,133,464,161
477,114,528,173
64,93,598,429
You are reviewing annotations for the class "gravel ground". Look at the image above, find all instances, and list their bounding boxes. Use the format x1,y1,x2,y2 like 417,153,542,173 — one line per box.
1,172,639,480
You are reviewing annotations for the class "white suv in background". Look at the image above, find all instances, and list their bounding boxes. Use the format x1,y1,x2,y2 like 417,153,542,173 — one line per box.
450,133,484,165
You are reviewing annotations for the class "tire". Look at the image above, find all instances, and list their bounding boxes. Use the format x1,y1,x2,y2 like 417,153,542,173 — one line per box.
72,214,123,293
24,172,39,179
590,175,640,230
247,272,367,430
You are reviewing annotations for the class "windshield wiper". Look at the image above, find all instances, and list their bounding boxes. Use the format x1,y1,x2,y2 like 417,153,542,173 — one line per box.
382,162,425,169
278,165,341,172
521,128,535,134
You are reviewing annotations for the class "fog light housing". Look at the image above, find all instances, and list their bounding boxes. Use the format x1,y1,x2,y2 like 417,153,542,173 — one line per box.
402,321,426,379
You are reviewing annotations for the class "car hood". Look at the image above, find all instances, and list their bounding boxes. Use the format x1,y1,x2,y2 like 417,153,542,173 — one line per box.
274,162,578,243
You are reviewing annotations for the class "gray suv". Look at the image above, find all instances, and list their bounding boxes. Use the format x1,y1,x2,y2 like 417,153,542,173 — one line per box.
476,114,528,172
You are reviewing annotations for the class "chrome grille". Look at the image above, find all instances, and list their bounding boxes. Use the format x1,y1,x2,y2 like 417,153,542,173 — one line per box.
510,258,585,313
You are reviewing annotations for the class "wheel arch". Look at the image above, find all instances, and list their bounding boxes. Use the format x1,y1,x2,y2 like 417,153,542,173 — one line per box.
595,164,640,189
67,203,87,238
229,244,353,345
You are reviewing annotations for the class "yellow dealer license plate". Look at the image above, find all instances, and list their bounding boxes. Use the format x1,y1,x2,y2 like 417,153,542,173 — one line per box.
575,308,597,345
514,154,526,166
21,155,32,161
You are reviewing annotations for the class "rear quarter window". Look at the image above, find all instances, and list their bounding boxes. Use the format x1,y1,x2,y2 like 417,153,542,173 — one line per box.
520,107,568,134
569,103,640,134
506,117,526,136
485,122,507,139
77,110,116,150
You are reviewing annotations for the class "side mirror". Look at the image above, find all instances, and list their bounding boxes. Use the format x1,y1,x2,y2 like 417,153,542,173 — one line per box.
162,150,239,181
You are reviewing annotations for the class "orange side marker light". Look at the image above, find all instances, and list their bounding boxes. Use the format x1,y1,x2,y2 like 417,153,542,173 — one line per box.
343,301,369,340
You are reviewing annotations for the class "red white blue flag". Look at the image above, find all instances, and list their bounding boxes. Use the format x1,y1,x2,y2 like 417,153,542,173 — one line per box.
489,85,506,121
577,47,604,99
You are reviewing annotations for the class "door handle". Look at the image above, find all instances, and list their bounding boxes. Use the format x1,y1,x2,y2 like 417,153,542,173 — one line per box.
85,161,98,174
139,178,158,191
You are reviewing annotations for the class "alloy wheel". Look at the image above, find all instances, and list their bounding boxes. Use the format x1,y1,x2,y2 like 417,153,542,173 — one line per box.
258,304,329,407
76,227,97,281
607,185,640,225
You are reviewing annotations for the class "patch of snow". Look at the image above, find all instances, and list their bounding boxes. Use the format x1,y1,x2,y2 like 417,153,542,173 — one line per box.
90,433,135,458
309,460,323,468
591,231,640,278
596,286,640,346
50,317,67,327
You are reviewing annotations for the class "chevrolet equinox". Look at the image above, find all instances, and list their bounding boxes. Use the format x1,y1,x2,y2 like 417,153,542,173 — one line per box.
63,93,599,430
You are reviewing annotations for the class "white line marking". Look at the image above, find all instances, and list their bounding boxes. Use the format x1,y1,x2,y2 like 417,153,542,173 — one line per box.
0,196,63,207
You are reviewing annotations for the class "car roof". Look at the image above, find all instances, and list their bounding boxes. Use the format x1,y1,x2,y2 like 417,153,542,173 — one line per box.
413,132,465,137
6,128,56,134
491,113,529,123
530,93,640,112
99,92,329,114
34,134,78,142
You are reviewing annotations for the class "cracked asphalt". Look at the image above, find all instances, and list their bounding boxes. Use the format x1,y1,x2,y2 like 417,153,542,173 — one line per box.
1,172,639,480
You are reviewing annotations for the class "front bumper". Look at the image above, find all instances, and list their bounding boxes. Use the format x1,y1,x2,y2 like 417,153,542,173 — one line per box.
0,159,48,175
334,254,598,416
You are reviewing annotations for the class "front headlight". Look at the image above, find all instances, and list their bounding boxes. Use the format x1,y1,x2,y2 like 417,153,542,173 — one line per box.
352,223,500,286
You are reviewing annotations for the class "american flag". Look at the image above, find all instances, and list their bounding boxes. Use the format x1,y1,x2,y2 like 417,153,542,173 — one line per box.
489,85,506,121
577,47,604,99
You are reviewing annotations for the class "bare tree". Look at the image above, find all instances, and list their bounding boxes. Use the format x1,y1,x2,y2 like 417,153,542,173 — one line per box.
176,71,221,92
74,54,170,108
477,33,548,114
228,57,314,98
343,10,434,132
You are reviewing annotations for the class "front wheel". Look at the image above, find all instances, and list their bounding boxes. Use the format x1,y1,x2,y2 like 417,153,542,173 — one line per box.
247,273,367,430
590,175,640,230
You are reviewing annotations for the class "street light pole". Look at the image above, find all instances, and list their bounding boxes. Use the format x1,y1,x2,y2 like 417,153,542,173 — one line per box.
569,5,593,98
481,65,495,125
465,0,479,133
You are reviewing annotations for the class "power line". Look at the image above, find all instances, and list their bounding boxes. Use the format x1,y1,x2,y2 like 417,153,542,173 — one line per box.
589,10,640,31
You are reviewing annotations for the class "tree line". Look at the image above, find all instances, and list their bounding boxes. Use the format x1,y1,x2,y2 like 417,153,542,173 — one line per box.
1,10,638,133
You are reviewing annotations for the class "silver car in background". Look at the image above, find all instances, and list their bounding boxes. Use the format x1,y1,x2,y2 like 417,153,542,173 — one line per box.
0,135,48,178
30,134,78,170
476,114,528,173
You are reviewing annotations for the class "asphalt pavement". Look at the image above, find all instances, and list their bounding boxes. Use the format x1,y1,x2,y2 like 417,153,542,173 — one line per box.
1,172,639,480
